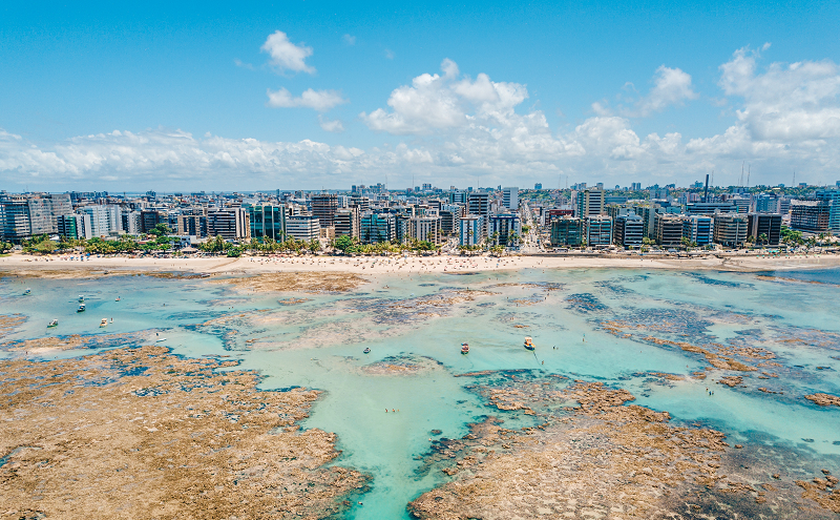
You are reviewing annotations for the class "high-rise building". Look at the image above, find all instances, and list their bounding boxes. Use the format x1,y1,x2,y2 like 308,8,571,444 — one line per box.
585,215,612,246
467,192,490,217
815,189,840,233
488,213,522,246
248,205,286,241
360,213,396,244
790,200,830,233
408,215,441,243
682,216,714,246
550,217,583,247
713,213,749,247
576,189,604,218
285,215,321,241
56,214,93,240
502,187,519,210
613,214,643,248
80,205,122,237
311,194,339,229
207,208,250,240
747,213,782,245
122,210,143,235
334,207,360,238
655,214,685,247
459,215,483,246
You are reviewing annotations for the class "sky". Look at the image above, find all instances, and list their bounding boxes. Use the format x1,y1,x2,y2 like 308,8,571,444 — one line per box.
1,0,839,192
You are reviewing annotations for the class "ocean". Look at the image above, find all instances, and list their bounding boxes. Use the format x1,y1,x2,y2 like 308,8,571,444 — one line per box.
2,266,839,518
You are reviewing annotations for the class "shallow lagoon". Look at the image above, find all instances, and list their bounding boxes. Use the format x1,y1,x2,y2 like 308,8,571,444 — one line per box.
2,266,840,519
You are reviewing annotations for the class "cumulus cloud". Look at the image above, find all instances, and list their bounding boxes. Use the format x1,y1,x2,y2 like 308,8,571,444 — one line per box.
319,116,345,133
607,66,698,117
343,34,356,46
4,47,840,189
266,88,348,111
360,58,529,134
718,44,840,141
260,31,315,74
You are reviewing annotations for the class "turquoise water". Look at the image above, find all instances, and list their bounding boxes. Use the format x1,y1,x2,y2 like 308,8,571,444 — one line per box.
2,267,840,518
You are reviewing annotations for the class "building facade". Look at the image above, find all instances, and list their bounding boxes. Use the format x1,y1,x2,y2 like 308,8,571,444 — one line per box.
550,217,583,247
713,213,749,247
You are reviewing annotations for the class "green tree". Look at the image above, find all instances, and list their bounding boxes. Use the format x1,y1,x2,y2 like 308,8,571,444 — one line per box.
308,239,321,253
148,223,172,237
0,241,14,254
333,235,354,253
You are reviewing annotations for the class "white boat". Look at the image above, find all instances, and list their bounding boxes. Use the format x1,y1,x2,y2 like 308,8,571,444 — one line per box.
47,319,58,328
23,288,31,296
77,303,86,313
115,296,121,302
461,342,470,354
100,318,108,328
78,295,85,302
155,338,167,343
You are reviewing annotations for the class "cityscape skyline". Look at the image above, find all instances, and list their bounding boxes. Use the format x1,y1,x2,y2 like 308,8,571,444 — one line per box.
2,1,840,191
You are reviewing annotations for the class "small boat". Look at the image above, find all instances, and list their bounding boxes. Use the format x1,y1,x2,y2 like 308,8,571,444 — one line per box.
115,296,121,302
523,336,535,351
78,295,85,302
23,288,31,296
100,318,108,328
47,319,58,328
155,338,167,343
77,303,86,313
461,342,470,354
363,347,371,354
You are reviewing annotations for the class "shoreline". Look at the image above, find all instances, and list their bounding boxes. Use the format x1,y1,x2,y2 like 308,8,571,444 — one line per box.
2,251,840,279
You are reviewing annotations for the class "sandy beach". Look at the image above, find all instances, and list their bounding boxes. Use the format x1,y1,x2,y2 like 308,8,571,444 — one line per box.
2,250,840,278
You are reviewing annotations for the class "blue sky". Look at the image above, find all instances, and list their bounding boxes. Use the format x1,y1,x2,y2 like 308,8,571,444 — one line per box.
2,1,839,191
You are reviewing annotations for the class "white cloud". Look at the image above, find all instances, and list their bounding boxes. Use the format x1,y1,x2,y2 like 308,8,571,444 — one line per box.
260,31,315,74
606,66,698,117
384,49,395,60
343,34,356,46
4,47,840,189
319,116,345,133
719,45,840,141
637,66,699,115
360,58,529,134
266,88,348,112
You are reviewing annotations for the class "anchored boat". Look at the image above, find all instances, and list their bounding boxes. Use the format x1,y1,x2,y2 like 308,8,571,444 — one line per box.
23,288,31,296
77,303,86,313
78,295,85,303
100,318,108,328
47,319,58,328
461,342,470,354
363,347,371,354
523,336,535,351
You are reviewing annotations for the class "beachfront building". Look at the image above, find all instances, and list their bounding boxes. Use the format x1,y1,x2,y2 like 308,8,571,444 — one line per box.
207,208,250,241
585,215,612,247
550,217,583,247
122,210,143,235
790,200,830,233
747,213,782,245
459,215,483,246
80,205,123,237
285,215,321,241
613,214,643,248
360,213,396,244
408,215,442,243
248,204,286,241
439,207,461,236
488,213,522,247
56,213,93,240
713,213,749,247
334,207,360,239
655,214,685,247
815,189,840,234
682,215,714,246
176,214,206,238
